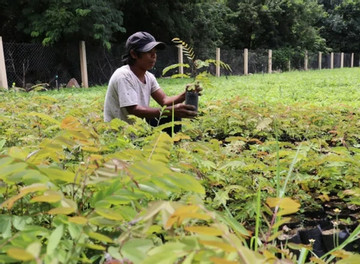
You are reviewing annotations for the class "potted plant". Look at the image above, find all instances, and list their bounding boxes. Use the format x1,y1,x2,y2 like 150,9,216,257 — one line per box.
162,38,232,111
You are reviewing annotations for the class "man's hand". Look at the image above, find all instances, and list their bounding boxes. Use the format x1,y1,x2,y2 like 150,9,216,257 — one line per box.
172,103,197,118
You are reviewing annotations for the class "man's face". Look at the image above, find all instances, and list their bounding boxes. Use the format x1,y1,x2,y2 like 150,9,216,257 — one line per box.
132,48,157,70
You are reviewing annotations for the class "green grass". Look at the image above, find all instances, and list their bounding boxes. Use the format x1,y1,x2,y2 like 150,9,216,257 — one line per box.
158,67,360,107
17,67,358,109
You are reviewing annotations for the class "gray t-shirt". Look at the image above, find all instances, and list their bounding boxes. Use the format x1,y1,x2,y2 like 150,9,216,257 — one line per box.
103,65,160,122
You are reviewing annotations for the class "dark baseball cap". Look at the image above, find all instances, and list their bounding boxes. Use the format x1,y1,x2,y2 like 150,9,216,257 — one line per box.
125,32,166,53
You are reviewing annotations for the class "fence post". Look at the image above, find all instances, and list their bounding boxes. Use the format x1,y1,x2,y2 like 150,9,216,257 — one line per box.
351,53,354,67
0,36,8,89
340,52,344,68
268,49,272,73
177,44,183,76
330,52,334,69
244,48,248,75
304,50,308,71
216,47,220,77
79,41,88,88
318,52,322,70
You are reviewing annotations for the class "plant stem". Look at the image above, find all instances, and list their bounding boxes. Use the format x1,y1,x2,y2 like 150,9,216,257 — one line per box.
171,102,174,137
252,185,261,251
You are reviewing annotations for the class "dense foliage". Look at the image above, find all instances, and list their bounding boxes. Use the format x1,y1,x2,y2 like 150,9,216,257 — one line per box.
0,0,359,53
1,68,360,263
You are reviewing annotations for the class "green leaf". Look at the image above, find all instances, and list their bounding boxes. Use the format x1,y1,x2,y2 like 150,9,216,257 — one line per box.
143,242,188,264
0,139,6,150
68,222,83,240
87,231,113,243
0,215,12,238
95,208,124,221
336,254,360,264
26,242,41,258
22,112,60,125
47,224,64,255
39,167,76,183
12,215,32,231
121,239,154,263
0,156,14,168
85,243,106,250
0,162,28,179
162,64,190,76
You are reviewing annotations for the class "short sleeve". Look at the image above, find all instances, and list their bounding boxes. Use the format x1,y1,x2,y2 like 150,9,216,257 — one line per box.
148,73,161,94
116,77,138,107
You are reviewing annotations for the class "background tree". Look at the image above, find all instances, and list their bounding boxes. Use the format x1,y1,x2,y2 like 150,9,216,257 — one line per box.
0,0,126,48
320,0,360,52
0,0,358,55
0,0,32,42
223,0,326,51
120,1,229,50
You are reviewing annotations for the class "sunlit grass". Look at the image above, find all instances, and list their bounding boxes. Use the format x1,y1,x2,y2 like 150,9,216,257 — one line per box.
159,67,360,107
3,67,359,109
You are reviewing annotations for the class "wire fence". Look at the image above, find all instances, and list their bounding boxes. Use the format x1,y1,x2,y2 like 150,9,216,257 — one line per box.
2,41,360,89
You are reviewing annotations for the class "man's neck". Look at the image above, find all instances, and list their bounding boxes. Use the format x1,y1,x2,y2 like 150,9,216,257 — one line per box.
129,65,146,83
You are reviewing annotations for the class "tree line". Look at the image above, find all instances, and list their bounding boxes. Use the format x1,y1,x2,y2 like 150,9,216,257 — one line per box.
1,0,359,55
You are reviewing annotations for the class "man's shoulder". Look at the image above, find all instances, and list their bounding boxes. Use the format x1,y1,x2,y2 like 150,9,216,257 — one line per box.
145,71,157,82
114,65,131,75
110,65,133,81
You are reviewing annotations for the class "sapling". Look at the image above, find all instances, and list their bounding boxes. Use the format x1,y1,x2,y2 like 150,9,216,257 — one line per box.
162,38,231,112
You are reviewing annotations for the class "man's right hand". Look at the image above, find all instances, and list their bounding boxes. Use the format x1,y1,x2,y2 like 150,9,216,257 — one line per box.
172,104,197,118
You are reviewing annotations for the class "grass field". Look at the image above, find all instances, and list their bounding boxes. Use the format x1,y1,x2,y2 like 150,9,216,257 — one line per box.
158,67,360,107
35,67,360,109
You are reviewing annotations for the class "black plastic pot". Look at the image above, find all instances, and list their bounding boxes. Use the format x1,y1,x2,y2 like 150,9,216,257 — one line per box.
321,228,351,252
278,231,302,259
299,225,327,257
185,91,198,112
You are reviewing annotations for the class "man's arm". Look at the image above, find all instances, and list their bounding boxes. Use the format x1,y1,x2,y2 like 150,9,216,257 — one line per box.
126,104,196,119
151,88,185,106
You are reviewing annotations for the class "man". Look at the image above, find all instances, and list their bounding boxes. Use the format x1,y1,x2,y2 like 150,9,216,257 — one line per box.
104,31,198,132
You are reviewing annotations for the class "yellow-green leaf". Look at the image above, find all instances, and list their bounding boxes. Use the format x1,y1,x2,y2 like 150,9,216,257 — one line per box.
167,212,211,228
7,248,35,261
24,112,60,125
287,243,312,250
165,204,201,228
210,257,239,264
39,168,76,183
1,183,48,209
267,230,283,242
272,217,291,230
185,226,223,236
199,240,236,252
68,216,88,225
31,190,62,203
20,183,48,195
85,243,106,250
266,197,300,216
48,207,75,215
87,232,113,243
95,208,123,221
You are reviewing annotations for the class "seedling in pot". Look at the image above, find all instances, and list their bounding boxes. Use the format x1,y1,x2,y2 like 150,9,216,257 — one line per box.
185,82,202,112
162,38,231,112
